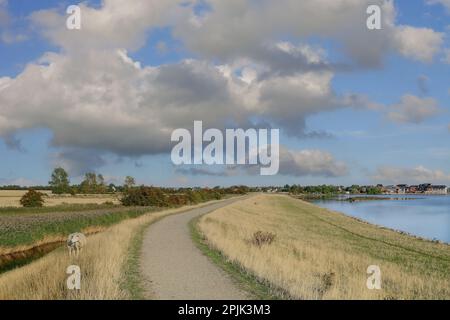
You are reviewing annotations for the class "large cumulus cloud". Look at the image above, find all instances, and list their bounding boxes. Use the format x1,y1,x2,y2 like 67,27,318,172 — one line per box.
174,0,443,67
0,47,354,155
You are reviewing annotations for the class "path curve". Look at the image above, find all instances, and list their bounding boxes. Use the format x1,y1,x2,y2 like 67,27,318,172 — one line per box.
140,197,250,300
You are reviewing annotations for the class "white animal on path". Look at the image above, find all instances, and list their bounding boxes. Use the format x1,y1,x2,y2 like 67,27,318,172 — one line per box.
67,232,87,257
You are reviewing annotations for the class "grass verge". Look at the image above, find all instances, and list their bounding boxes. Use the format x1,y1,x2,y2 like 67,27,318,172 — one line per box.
189,215,283,300
122,219,158,300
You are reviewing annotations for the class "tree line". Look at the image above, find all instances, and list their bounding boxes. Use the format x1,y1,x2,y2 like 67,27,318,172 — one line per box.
46,167,250,196
48,167,136,195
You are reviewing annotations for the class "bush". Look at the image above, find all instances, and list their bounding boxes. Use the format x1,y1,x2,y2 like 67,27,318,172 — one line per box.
120,186,169,207
20,190,45,207
167,194,189,206
120,186,224,207
248,231,276,247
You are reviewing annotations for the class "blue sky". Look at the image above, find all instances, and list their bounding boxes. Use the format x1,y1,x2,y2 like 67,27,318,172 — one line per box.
0,0,449,187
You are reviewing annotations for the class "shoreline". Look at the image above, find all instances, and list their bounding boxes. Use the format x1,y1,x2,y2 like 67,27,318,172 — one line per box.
307,196,450,246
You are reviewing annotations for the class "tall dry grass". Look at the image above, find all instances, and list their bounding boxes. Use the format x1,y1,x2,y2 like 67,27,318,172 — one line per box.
198,194,450,300
0,201,217,300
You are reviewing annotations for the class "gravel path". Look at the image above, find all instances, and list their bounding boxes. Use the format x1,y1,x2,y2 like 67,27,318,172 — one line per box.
140,198,250,300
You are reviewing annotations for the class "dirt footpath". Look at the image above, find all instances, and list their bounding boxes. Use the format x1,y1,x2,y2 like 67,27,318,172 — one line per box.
140,197,251,300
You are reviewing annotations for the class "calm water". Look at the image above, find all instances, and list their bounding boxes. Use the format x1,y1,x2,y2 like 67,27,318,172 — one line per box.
313,195,450,243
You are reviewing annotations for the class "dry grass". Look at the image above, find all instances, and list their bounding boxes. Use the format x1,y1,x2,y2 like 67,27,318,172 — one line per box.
0,190,119,208
198,194,450,300
0,201,217,300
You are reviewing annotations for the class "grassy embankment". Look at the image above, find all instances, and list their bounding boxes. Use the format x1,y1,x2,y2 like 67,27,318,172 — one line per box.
195,194,450,300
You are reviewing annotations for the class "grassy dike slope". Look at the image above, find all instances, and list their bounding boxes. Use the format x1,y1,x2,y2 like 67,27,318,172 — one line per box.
197,194,450,300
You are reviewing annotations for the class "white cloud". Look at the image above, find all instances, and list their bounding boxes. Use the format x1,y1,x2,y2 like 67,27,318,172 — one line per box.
373,165,450,184
387,95,440,124
174,0,444,66
176,147,348,178
392,26,444,63
31,0,182,52
117,49,141,69
279,148,348,177
0,77,11,90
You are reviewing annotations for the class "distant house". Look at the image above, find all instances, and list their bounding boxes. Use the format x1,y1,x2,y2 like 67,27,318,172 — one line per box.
418,183,432,193
385,185,396,194
425,185,448,195
396,184,408,194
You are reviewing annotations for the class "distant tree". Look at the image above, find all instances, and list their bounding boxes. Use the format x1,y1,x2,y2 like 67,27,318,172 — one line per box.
79,173,109,194
69,186,77,195
20,190,45,207
124,176,136,189
80,172,98,194
350,185,361,194
97,174,107,193
49,167,71,194
367,187,382,195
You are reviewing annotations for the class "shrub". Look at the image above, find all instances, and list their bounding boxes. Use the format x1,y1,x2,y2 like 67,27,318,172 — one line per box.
69,187,77,196
20,190,45,207
186,190,202,204
167,194,189,206
249,231,276,247
120,186,169,207
121,186,223,207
